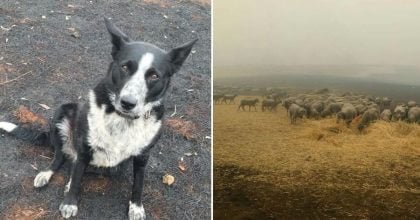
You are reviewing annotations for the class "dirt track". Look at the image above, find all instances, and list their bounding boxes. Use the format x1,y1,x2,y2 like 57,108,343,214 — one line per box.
214,98,420,219
0,0,210,219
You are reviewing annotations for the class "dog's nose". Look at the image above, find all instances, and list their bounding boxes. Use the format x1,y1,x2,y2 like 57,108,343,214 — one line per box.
120,96,137,110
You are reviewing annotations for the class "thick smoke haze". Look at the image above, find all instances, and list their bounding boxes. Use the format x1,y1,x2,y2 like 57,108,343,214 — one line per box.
214,0,420,85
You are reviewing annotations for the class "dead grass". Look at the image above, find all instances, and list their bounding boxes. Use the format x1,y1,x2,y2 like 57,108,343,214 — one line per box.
13,106,48,127
165,118,198,140
214,96,420,218
1,202,49,220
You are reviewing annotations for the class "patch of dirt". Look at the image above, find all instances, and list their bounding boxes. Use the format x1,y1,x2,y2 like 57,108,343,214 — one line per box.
19,145,52,159
1,202,49,220
165,118,198,140
50,172,67,186
82,176,111,193
14,106,48,127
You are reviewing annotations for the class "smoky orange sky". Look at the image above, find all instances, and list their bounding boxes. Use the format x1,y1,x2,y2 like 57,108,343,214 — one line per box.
214,0,420,69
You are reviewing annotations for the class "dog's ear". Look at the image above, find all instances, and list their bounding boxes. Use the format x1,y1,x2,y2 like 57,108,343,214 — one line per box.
167,39,198,74
104,18,131,57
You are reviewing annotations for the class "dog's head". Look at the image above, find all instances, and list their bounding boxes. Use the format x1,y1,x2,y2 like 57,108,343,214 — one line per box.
102,18,197,119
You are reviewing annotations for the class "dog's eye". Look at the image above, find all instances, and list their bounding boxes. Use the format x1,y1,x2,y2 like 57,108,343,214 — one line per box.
147,69,159,81
121,64,129,72
150,74,159,80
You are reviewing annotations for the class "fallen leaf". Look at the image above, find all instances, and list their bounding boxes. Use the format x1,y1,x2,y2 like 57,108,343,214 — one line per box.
22,210,34,216
178,161,187,172
38,103,51,110
14,105,48,126
71,31,81,38
162,174,174,186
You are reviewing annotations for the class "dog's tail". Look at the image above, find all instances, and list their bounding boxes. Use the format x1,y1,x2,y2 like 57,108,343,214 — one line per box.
0,122,49,146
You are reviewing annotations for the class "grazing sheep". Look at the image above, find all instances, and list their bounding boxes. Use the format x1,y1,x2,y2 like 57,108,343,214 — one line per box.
261,99,281,112
309,101,324,119
213,94,224,104
393,105,408,121
407,107,420,123
309,108,320,119
355,104,367,116
380,109,392,122
358,108,379,131
238,98,259,111
321,102,342,118
336,103,357,126
294,99,304,107
408,101,417,108
282,97,295,114
379,97,392,111
288,104,307,124
222,94,237,104
266,93,284,101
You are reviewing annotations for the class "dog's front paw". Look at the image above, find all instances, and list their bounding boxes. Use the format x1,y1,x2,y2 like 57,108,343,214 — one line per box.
59,203,78,219
128,201,146,220
34,170,53,188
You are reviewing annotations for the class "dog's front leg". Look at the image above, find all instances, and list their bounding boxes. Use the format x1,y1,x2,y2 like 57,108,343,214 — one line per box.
128,153,150,220
59,158,88,219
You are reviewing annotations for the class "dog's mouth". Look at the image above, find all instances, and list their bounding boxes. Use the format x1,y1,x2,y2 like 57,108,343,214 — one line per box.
115,109,153,120
115,110,140,120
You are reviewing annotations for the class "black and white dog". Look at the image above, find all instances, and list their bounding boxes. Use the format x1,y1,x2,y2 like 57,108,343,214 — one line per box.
0,18,197,219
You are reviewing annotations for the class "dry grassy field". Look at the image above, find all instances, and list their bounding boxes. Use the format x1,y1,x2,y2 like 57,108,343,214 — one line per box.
214,96,420,219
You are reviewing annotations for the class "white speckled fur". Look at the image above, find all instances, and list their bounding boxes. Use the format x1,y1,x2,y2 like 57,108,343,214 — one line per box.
56,118,77,161
115,53,160,118
129,201,146,220
64,179,72,194
59,203,78,219
34,170,54,188
87,91,162,167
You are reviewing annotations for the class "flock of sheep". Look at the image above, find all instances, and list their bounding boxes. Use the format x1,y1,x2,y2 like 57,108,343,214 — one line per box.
215,90,420,130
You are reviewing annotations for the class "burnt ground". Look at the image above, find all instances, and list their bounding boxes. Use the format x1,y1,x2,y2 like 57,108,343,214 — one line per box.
0,0,210,219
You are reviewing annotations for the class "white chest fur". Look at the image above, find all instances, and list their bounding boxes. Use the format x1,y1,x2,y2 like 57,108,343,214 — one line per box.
87,93,161,168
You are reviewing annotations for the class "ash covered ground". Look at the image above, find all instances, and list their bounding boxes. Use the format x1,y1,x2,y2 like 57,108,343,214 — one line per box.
0,0,210,219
